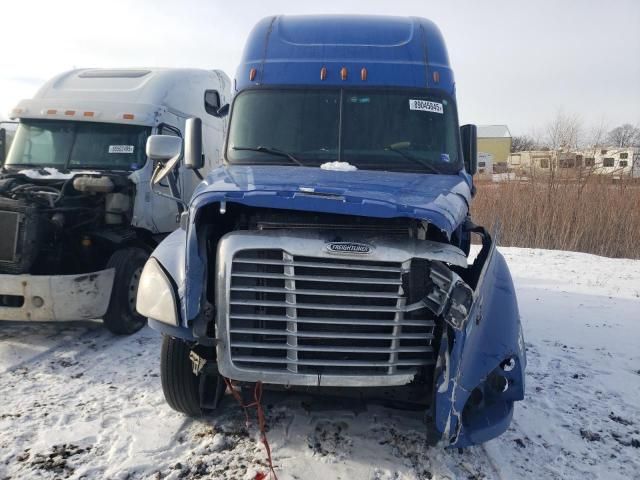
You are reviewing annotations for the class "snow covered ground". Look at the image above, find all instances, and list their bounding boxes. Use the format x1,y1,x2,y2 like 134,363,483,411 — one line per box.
0,247,638,480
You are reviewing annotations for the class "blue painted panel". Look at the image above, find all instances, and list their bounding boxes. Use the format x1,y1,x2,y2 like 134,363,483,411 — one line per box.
192,165,471,235
235,15,455,94
433,247,526,447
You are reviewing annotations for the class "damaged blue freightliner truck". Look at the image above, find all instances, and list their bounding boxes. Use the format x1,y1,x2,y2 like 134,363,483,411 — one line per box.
136,15,526,447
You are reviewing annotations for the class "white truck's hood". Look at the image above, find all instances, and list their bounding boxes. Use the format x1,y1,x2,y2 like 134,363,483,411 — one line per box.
17,167,102,180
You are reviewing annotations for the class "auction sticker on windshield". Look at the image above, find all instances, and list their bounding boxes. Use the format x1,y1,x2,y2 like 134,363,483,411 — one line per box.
108,145,135,154
409,99,443,114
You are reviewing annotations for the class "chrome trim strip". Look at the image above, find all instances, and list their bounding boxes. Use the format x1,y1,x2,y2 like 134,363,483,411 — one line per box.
231,271,402,285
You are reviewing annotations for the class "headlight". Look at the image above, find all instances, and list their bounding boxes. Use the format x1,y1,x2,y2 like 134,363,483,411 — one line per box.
136,258,178,326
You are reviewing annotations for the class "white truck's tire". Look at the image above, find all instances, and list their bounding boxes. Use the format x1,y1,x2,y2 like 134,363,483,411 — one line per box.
103,247,148,335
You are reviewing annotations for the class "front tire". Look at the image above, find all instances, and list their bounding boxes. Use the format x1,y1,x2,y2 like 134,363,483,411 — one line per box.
103,247,148,335
160,335,202,416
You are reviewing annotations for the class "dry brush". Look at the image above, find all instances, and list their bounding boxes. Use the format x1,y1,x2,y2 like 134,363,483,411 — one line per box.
472,175,640,259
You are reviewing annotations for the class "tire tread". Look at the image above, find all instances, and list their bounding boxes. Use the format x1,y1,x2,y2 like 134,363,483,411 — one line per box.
160,336,202,416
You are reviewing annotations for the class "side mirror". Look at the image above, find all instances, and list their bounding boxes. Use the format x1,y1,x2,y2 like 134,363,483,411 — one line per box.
460,124,478,176
184,117,203,170
204,89,229,118
146,134,183,185
204,90,220,115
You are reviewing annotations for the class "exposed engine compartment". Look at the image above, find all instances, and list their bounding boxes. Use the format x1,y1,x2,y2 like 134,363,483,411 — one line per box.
0,172,134,275
189,204,477,403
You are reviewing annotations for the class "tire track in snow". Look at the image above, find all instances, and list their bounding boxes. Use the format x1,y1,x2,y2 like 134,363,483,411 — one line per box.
0,321,103,376
481,443,506,480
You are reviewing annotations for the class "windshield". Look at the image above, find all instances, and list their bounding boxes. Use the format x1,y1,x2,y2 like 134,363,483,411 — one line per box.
226,88,462,174
5,120,150,170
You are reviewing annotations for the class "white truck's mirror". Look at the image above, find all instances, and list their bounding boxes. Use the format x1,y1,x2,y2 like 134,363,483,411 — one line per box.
204,90,220,114
146,134,183,185
184,117,204,170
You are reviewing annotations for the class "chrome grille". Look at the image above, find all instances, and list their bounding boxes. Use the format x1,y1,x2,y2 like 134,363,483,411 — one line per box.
226,248,437,378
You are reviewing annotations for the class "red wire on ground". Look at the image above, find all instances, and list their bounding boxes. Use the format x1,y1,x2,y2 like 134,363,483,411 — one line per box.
223,377,278,480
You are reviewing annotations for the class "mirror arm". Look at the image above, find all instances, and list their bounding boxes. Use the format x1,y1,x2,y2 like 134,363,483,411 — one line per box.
150,163,187,213
166,169,185,214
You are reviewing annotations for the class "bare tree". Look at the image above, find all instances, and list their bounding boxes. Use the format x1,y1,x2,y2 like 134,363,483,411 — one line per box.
606,124,640,147
545,111,582,151
511,135,540,152
583,119,608,150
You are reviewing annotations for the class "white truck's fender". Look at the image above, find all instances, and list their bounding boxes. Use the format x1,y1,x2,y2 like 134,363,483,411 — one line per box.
0,269,115,321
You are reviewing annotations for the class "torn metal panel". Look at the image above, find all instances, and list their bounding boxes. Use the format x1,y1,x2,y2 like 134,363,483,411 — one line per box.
432,245,526,448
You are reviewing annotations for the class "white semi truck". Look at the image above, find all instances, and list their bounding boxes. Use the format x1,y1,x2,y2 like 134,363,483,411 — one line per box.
0,68,230,333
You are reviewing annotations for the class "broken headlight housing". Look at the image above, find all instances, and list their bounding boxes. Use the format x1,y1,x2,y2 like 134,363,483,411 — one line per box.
425,262,474,330
444,281,474,330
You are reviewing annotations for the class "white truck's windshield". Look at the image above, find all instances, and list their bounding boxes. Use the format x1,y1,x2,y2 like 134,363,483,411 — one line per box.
227,88,462,174
5,120,150,170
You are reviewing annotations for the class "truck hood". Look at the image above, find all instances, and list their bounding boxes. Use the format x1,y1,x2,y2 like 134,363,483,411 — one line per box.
13,167,102,180
191,165,471,237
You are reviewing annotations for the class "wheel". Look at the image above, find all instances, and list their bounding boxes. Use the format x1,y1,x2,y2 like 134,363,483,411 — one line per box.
160,335,202,416
102,247,148,335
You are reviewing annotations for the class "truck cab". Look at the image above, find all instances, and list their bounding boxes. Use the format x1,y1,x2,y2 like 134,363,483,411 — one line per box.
0,68,230,333
139,16,526,447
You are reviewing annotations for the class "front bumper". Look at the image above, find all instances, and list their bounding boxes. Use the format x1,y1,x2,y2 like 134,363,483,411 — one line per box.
0,269,115,321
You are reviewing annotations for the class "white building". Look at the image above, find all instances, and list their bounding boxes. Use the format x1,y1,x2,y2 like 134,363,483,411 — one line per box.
507,147,640,178
590,147,640,178
477,152,494,176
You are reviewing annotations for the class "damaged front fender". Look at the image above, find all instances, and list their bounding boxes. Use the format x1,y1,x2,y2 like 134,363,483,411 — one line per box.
433,236,526,448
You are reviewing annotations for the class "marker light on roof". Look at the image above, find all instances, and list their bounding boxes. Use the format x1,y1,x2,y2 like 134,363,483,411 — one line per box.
320,66,327,81
83,111,95,117
249,68,257,81
64,110,75,116
360,67,367,81
46,109,57,115
122,113,135,120
432,71,440,83
340,67,348,81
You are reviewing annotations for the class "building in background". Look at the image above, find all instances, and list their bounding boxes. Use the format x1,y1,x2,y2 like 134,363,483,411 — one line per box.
477,125,512,173
477,151,494,176
507,147,640,178
592,147,640,178
507,150,553,175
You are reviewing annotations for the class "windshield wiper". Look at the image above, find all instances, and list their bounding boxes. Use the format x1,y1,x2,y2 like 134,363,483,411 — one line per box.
232,146,304,166
384,145,445,174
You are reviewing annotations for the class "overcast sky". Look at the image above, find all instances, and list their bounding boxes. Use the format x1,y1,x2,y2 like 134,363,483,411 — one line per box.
1,0,639,135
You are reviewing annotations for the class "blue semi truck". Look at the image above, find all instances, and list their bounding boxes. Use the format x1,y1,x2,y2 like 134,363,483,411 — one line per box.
137,15,526,447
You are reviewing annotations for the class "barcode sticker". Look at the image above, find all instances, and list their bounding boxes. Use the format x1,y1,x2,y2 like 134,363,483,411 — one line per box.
409,99,443,114
108,145,135,154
